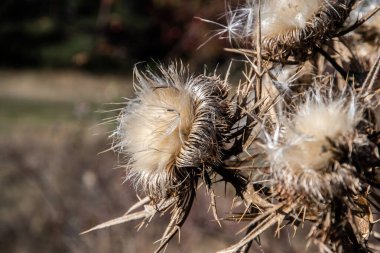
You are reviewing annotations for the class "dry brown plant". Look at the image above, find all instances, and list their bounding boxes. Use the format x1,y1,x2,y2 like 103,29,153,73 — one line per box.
83,1,380,252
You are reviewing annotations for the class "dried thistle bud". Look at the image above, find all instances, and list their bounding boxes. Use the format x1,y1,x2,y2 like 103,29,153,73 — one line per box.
266,90,362,201
113,63,230,198
225,0,355,61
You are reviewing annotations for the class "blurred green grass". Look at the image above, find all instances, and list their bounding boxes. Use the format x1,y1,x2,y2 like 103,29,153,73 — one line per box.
0,97,75,122
0,70,131,131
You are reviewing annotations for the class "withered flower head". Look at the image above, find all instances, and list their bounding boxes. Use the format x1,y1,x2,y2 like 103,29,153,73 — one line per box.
266,89,362,202
225,0,356,61
112,63,230,198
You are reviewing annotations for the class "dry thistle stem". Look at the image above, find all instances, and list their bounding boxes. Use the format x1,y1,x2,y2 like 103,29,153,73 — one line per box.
223,0,356,61
112,63,231,199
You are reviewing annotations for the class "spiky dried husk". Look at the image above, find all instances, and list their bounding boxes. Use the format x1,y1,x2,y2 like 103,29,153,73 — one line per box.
113,63,231,199
265,89,363,203
217,54,380,253
223,0,356,62
305,193,374,253
261,0,356,61
260,80,379,249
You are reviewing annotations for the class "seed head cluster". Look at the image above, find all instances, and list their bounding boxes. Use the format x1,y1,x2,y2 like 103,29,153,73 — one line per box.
87,1,380,252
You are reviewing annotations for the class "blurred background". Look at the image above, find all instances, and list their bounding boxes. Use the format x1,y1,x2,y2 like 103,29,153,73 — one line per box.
0,0,232,71
0,1,315,253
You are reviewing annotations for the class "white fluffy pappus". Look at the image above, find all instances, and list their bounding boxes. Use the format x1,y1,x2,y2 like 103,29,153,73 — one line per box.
266,90,362,201
220,0,355,60
224,0,323,40
260,0,322,37
113,64,230,197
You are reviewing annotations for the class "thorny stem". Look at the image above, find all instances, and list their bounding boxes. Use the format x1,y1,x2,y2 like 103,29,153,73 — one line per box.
214,166,248,198
238,0,264,161
224,48,300,65
335,7,380,37
362,53,380,95
255,0,262,100
155,176,197,253
236,223,257,253
315,46,348,78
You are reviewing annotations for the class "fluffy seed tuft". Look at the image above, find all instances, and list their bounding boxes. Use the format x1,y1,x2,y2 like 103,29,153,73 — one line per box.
223,0,356,61
112,63,230,198
266,90,362,201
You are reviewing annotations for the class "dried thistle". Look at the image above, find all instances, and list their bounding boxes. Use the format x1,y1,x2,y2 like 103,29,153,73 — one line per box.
83,63,234,252
112,63,231,199
266,88,361,202
221,59,380,252
220,0,357,61
83,1,380,252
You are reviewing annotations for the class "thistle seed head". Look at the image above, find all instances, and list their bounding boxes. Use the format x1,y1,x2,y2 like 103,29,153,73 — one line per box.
266,90,362,202
225,0,356,61
113,63,231,198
